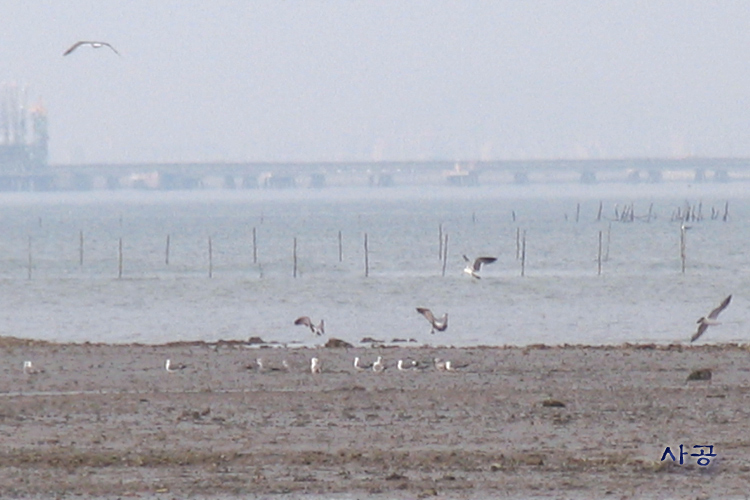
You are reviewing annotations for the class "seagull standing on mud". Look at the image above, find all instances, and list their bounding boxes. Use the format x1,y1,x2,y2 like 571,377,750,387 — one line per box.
310,357,322,374
295,316,325,336
691,295,732,342
463,255,497,279
63,41,121,56
23,360,43,374
165,359,187,372
416,307,448,334
372,356,385,373
354,356,373,372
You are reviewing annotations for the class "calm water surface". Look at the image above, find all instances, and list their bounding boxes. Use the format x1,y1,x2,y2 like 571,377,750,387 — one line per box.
0,182,748,346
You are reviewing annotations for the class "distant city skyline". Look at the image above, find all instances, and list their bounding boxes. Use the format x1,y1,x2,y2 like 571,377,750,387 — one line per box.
2,1,750,164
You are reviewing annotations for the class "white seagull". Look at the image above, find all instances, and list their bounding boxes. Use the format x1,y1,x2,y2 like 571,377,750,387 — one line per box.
23,360,43,374
416,307,448,334
397,359,418,371
372,356,385,373
63,41,121,56
691,295,732,342
353,356,373,372
295,316,325,336
310,357,322,374
463,255,497,279
165,359,187,372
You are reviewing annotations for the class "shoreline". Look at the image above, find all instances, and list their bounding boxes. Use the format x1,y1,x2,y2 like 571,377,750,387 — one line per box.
0,339,748,498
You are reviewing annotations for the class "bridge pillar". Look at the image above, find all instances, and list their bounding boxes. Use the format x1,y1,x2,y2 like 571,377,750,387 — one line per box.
580,170,596,184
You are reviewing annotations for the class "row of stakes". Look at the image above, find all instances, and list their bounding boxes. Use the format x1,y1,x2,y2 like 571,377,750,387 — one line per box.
20,200,728,279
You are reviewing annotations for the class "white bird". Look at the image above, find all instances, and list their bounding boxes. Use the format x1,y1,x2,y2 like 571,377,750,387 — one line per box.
165,359,186,372
63,41,121,56
463,255,497,279
372,356,385,373
23,360,43,374
354,356,372,372
416,307,448,333
434,358,448,371
295,316,325,336
310,357,322,374
691,295,732,342
397,359,418,371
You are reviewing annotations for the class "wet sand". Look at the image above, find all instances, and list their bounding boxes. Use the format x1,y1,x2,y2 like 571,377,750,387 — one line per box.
1,337,749,499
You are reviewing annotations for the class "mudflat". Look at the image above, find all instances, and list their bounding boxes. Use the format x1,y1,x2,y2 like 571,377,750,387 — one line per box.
0,337,748,499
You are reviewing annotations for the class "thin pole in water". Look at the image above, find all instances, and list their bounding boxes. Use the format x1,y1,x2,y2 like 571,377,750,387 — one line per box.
165,234,170,266
364,233,369,277
441,233,449,277
438,223,443,260
680,225,687,274
516,227,521,260
79,230,84,267
252,227,257,264
208,236,213,278
521,230,527,277
118,237,123,279
293,237,298,278
27,236,32,280
338,230,343,262
597,230,603,276
575,203,580,223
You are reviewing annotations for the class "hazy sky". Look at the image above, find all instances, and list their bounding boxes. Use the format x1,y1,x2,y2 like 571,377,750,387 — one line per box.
2,1,750,164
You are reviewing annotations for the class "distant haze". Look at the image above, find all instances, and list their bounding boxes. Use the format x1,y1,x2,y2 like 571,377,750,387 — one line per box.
2,1,749,164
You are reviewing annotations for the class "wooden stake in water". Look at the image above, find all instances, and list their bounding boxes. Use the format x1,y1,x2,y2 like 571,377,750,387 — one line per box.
680,225,687,274
165,234,170,265
364,233,369,277
79,230,84,267
441,233,449,277
575,203,580,223
338,230,343,262
293,237,298,278
27,236,32,280
723,201,729,222
521,231,527,277
516,227,521,260
647,203,653,223
118,237,123,279
596,201,603,222
597,230,603,276
605,222,612,261
208,236,213,278
438,223,443,260
252,227,257,264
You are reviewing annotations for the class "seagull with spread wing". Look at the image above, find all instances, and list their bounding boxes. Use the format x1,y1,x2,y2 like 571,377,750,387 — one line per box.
416,307,448,334
463,255,497,279
294,316,325,336
691,295,732,342
63,41,120,56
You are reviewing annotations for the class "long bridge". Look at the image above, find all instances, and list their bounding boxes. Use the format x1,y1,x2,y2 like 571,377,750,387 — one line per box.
1,157,749,191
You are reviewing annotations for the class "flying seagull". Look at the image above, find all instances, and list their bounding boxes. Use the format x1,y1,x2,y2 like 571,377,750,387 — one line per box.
63,41,121,56
691,295,732,342
294,316,325,336
463,255,497,279
416,307,448,333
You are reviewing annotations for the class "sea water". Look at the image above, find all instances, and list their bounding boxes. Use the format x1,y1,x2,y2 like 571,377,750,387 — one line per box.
0,181,748,346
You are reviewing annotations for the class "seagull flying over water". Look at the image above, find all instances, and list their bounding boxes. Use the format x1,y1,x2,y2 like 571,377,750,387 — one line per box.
416,307,448,334
691,295,732,342
63,41,121,56
463,255,497,279
294,316,325,336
